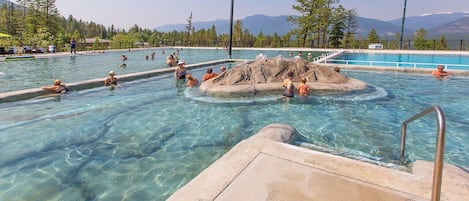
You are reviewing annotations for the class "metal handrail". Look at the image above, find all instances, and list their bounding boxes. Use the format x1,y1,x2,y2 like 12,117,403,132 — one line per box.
400,105,446,201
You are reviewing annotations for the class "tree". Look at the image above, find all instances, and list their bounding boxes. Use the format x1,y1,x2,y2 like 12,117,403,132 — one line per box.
342,32,357,48
253,31,265,47
329,5,346,48
367,28,380,43
270,32,281,47
289,0,339,47
185,12,193,43
413,28,430,50
435,35,449,50
342,9,358,48
233,20,243,46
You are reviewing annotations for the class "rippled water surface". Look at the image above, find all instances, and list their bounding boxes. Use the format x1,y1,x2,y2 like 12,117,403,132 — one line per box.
0,48,323,93
0,57,468,200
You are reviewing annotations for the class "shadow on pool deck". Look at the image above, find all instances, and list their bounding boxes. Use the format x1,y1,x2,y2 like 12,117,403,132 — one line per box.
168,124,469,201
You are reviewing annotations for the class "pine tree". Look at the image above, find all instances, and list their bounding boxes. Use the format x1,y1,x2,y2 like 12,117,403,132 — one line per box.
329,5,346,48
413,28,430,50
367,28,380,43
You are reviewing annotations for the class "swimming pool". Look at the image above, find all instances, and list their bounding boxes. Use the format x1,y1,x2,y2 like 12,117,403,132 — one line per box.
0,66,467,200
327,52,469,70
0,48,323,93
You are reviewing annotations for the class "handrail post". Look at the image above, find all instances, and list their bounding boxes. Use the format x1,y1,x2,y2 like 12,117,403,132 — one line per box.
400,105,445,201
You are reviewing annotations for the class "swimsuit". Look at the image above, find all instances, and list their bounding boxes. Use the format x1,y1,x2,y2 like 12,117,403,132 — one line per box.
105,78,117,86
176,68,187,79
56,85,69,93
283,81,294,97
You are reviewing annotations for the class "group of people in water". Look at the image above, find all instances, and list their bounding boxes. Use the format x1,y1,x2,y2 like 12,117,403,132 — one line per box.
281,71,310,98
41,58,449,96
174,60,227,87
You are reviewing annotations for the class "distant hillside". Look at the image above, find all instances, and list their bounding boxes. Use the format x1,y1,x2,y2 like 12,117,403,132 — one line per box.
157,14,294,35
355,17,414,38
388,12,469,30
241,15,293,35
157,19,229,33
428,17,469,35
157,15,416,37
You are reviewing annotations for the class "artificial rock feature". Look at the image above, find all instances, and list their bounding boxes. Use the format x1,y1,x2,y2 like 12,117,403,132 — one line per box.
199,55,367,96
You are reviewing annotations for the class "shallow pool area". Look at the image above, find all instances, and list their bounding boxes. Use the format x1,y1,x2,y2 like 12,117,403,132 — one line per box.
0,63,468,200
0,48,324,93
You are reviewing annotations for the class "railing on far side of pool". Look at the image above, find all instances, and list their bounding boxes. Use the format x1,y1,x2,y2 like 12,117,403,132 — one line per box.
311,50,344,63
317,59,469,70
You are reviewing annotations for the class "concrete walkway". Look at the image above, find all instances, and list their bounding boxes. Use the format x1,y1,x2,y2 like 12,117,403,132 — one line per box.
168,124,469,201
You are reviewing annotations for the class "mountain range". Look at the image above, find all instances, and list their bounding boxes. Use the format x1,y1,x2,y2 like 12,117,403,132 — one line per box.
157,12,469,39
1,0,468,39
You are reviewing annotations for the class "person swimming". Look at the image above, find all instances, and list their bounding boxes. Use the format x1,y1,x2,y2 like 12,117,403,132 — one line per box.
42,79,69,94
432,65,448,77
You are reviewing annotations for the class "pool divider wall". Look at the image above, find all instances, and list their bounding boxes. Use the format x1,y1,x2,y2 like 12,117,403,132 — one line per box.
326,64,469,76
0,59,241,103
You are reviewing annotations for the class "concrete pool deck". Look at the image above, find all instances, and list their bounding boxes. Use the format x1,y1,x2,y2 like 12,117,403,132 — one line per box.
168,124,469,201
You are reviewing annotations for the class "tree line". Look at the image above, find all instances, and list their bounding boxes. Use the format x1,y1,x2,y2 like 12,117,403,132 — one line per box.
0,0,457,51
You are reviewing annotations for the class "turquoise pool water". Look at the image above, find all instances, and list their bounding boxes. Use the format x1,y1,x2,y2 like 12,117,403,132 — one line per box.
329,52,469,69
0,48,322,93
0,65,468,200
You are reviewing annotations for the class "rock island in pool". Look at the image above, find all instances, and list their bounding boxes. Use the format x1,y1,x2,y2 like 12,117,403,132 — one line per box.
199,54,368,96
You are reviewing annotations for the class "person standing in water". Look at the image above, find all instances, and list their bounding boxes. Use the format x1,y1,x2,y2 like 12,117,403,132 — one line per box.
174,60,187,79
297,78,310,96
70,38,77,54
282,71,295,97
432,65,448,77
104,71,118,87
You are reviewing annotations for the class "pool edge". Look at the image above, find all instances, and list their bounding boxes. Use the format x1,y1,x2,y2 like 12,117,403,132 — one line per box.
167,123,469,201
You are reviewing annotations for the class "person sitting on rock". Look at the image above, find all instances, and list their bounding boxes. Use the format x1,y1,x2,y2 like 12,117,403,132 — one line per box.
202,68,218,81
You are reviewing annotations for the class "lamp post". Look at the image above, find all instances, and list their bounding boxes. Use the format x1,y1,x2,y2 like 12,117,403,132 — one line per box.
228,0,234,59
399,0,408,49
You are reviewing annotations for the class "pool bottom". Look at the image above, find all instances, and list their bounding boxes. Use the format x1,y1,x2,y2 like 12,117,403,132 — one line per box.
0,69,468,200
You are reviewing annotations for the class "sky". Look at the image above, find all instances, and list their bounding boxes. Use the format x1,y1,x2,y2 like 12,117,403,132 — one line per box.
54,0,469,29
